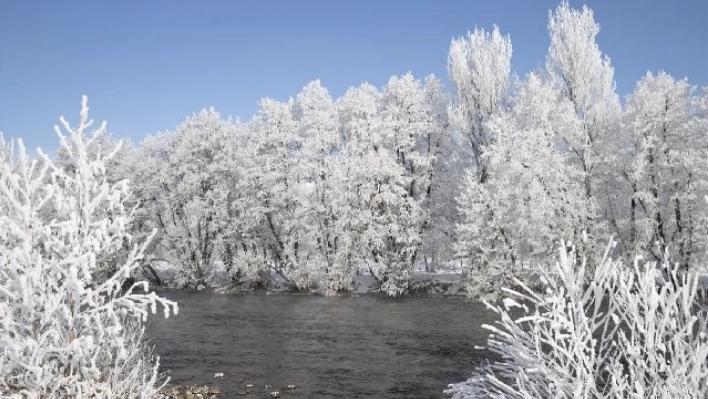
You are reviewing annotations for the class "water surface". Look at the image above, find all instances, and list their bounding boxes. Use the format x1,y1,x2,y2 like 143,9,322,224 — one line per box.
146,291,496,398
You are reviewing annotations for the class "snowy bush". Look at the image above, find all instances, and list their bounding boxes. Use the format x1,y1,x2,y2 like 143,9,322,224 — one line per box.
0,97,177,398
446,239,708,398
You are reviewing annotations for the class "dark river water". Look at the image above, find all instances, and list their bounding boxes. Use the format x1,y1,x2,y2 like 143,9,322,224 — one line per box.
145,291,497,398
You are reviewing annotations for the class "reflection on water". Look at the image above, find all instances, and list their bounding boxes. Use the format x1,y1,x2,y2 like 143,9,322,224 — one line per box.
145,291,496,398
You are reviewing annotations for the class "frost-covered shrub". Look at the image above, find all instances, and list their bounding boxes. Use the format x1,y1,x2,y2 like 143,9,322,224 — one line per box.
0,97,177,398
446,239,708,398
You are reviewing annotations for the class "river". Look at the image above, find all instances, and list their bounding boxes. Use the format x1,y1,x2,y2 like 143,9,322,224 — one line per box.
145,291,497,398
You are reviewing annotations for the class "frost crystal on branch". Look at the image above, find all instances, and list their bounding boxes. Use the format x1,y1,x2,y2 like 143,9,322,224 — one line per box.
446,239,708,398
0,97,177,398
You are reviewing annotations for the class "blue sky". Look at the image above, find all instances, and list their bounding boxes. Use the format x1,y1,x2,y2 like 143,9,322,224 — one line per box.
0,0,706,154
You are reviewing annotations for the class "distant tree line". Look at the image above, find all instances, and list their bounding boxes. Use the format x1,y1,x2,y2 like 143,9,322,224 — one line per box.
76,1,708,298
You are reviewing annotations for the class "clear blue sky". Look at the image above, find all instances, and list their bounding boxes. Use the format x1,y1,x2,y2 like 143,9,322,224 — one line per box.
1,0,706,154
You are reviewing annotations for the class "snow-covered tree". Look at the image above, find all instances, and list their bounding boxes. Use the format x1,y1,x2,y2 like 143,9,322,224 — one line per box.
0,97,177,397
292,81,352,294
547,2,620,128
456,72,586,298
53,130,134,188
235,96,314,290
418,76,458,270
621,72,708,269
352,73,452,295
448,25,512,183
449,24,515,297
447,239,708,398
546,0,621,252
456,3,622,295
338,83,382,152
54,133,142,283
336,83,386,278
134,109,238,288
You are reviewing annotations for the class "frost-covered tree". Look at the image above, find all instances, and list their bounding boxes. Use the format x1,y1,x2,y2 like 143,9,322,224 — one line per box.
135,109,238,288
417,76,458,270
448,25,512,183
336,83,386,276
547,2,620,128
54,130,134,187
456,72,586,297
236,96,315,290
447,239,708,398
449,24,515,296
292,81,352,294
622,72,708,269
54,133,142,283
0,97,177,397
457,2,622,292
337,83,382,151
546,1,621,249
351,73,453,295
